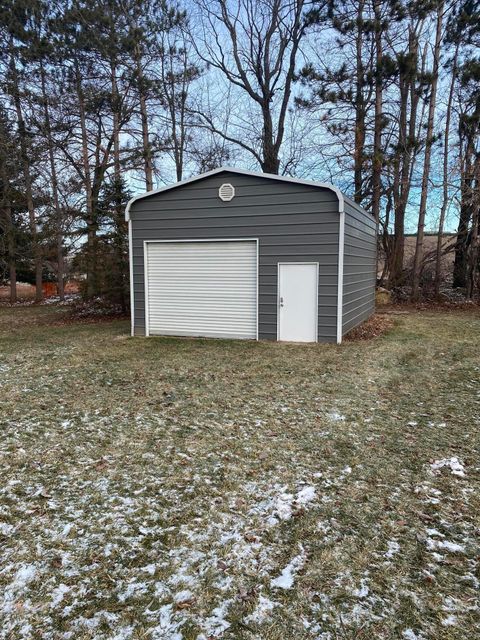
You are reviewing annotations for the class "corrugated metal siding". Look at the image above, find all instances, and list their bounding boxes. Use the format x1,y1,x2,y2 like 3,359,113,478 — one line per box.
146,241,257,339
130,171,340,342
342,197,377,335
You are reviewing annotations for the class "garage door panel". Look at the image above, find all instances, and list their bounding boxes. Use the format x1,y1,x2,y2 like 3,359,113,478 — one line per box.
146,241,257,339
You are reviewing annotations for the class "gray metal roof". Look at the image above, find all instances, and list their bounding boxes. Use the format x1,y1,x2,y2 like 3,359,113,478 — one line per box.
125,166,344,221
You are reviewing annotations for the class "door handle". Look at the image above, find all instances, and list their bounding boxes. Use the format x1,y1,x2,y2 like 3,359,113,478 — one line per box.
279,296,284,307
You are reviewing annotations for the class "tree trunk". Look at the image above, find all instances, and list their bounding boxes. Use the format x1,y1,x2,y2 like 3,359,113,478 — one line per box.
134,43,153,191
466,158,480,298
9,37,42,301
74,58,97,298
412,2,443,300
389,29,420,288
389,78,409,287
435,43,459,296
39,60,64,299
354,0,366,203
0,150,16,303
371,0,383,226
453,140,474,288
261,103,280,174
111,57,127,313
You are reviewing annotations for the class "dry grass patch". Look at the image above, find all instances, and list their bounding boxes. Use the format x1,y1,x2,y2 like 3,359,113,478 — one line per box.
344,313,395,341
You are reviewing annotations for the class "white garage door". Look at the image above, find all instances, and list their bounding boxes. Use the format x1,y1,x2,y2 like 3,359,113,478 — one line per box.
145,240,257,339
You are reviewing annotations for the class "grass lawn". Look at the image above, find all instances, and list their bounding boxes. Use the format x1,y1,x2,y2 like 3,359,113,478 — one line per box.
0,305,479,640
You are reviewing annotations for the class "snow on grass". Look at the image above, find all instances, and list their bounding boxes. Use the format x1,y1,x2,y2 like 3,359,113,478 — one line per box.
352,578,369,598
327,410,346,422
149,604,184,640
296,485,316,505
245,594,278,623
1,305,480,639
402,630,423,640
251,484,317,526
271,546,306,589
426,538,466,554
430,457,466,477
51,583,70,607
384,540,400,559
174,589,194,604
203,599,233,637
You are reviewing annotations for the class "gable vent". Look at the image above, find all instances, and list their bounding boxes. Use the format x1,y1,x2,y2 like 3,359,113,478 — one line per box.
219,183,235,201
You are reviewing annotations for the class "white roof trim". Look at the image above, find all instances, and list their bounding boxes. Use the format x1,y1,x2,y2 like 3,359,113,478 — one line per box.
124,166,344,221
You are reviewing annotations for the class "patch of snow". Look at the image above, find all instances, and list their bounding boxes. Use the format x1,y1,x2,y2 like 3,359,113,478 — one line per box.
253,484,318,526
402,630,423,640
118,581,148,602
296,485,316,505
150,604,183,640
442,615,457,626
426,539,465,553
111,626,135,640
174,590,194,604
0,523,14,536
51,584,70,607
13,564,37,589
203,599,232,637
245,595,277,624
271,547,306,589
141,563,156,576
430,457,466,477
328,411,345,422
384,540,400,559
352,579,369,598
154,582,169,599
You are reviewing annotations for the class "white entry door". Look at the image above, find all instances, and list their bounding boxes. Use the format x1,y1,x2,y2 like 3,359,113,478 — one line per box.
278,263,318,342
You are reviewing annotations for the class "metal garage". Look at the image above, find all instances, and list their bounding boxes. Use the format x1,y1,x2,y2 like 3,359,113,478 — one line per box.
126,167,377,344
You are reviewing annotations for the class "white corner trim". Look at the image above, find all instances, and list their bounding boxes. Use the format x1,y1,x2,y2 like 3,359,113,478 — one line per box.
128,218,134,336
336,207,345,344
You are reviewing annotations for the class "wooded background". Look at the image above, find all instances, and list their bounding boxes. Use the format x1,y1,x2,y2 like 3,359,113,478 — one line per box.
0,0,479,309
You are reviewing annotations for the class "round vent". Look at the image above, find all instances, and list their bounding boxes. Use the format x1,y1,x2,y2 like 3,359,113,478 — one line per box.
219,183,235,201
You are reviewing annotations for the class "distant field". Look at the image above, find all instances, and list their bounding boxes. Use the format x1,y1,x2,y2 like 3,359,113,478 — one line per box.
0,305,479,639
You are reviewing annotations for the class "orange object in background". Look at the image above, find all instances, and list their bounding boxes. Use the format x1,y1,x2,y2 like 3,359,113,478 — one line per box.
64,281,80,294
42,282,58,297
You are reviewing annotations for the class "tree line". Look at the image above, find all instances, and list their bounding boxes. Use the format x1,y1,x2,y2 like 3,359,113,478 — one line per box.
0,0,479,306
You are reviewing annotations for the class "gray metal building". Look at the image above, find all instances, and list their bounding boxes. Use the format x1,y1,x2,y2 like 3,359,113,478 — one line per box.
126,167,376,344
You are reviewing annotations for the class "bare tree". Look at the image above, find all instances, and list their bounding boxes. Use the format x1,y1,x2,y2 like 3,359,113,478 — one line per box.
388,20,427,288
156,28,200,181
434,40,459,296
412,0,444,300
190,0,307,174
7,34,43,301
371,0,384,225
